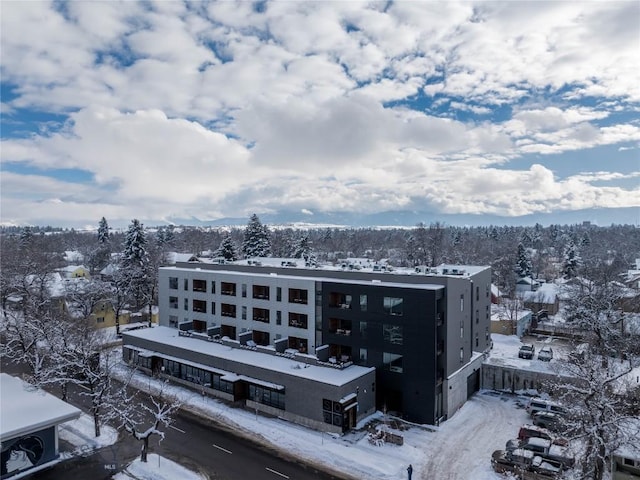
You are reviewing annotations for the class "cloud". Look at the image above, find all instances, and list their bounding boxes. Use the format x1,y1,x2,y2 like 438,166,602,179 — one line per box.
1,1,639,227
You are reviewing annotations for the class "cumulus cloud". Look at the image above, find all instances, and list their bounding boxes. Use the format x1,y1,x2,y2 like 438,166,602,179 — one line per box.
1,1,638,226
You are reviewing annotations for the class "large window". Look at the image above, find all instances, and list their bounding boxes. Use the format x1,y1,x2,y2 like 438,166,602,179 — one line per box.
383,297,403,316
329,292,352,309
193,299,207,313
383,353,403,373
169,315,178,327
169,277,178,289
169,296,178,309
288,288,308,304
288,312,308,329
383,324,403,345
288,336,307,353
221,282,236,296
249,384,285,410
193,279,207,292
253,308,270,323
221,303,236,318
360,321,367,339
253,285,269,300
212,374,234,394
360,294,367,311
322,398,344,427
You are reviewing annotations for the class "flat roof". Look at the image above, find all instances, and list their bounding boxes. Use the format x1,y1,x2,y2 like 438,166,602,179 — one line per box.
123,326,375,387
0,374,81,439
162,266,445,291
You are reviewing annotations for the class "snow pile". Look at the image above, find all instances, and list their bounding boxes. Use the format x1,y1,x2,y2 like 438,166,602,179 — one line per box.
113,454,206,480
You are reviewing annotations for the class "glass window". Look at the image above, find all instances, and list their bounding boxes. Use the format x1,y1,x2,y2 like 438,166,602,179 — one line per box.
288,312,308,328
193,299,207,313
383,297,403,316
460,294,464,311
360,321,367,339
242,306,247,320
359,348,367,362
276,287,282,301
169,296,178,309
184,278,188,290
360,294,367,311
193,279,207,292
211,302,216,315
211,281,216,294
242,284,247,298
276,311,282,325
169,277,178,289
460,347,464,362
169,315,178,327
383,324,403,345
184,298,188,311
383,353,403,373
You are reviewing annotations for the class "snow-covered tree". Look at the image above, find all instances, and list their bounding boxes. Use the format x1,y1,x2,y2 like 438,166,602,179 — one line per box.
216,235,238,262
123,219,148,268
547,280,640,480
291,232,312,259
562,240,581,279
514,242,533,278
242,214,271,258
110,378,181,462
98,217,110,244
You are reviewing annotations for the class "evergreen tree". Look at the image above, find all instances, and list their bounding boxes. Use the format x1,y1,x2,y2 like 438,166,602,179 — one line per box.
515,242,533,278
291,233,312,259
19,226,33,248
123,219,148,267
217,235,238,262
242,214,271,258
562,240,580,279
98,217,110,244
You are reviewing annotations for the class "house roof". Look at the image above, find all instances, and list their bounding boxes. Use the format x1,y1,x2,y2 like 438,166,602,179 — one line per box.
0,374,81,439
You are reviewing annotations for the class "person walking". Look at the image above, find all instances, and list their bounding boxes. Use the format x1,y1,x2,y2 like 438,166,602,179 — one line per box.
407,464,413,480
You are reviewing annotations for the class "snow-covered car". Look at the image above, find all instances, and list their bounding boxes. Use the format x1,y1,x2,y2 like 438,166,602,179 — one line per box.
533,412,563,431
519,344,536,359
518,424,568,446
538,347,553,361
491,449,562,479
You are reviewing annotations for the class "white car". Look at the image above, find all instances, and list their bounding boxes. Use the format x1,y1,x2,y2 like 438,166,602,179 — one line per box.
538,347,553,361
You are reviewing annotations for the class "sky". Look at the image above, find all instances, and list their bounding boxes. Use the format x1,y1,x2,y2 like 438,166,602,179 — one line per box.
1,1,639,229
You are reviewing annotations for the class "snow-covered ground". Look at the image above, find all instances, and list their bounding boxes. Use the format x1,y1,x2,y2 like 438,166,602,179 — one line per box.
113,454,206,480
113,362,531,480
59,413,119,457
486,333,571,372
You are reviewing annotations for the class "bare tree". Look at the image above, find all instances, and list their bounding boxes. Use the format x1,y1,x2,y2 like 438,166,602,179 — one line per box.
109,377,181,462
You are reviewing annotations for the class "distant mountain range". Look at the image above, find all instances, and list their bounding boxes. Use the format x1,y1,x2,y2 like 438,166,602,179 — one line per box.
166,207,639,229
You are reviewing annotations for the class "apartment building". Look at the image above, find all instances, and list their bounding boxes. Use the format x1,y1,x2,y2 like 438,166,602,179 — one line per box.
130,259,492,426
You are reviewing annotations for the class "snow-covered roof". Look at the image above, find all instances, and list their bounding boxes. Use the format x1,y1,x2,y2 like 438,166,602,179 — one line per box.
521,282,559,304
165,266,446,291
63,250,84,263
516,276,539,285
123,326,375,387
100,263,118,276
60,264,88,273
166,252,199,264
0,373,81,439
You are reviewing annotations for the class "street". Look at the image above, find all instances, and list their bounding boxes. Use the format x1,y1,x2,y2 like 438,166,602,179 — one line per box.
1,361,349,480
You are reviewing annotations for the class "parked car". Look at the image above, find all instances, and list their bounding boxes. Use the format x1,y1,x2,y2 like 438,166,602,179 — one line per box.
519,344,536,359
526,398,567,417
538,347,554,361
492,448,562,479
518,424,568,446
532,412,565,432
519,437,575,469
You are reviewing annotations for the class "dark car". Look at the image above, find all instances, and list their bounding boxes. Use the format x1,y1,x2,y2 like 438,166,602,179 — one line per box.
519,344,536,359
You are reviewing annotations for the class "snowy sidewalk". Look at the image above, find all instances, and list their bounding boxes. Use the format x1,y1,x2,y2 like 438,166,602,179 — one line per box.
59,413,119,456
